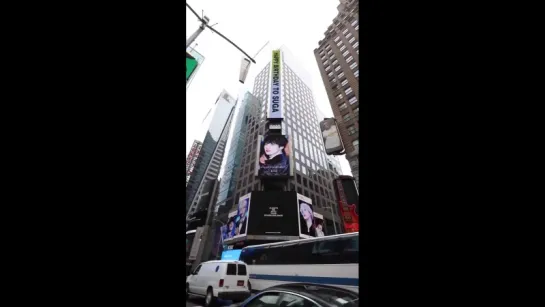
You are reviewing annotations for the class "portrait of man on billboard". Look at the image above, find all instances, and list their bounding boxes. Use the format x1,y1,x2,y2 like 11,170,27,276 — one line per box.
298,195,316,238
313,212,326,237
223,211,238,241
320,118,344,155
235,194,251,236
257,135,291,177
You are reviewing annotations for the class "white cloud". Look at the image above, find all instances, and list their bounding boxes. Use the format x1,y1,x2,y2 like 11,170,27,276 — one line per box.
186,0,352,176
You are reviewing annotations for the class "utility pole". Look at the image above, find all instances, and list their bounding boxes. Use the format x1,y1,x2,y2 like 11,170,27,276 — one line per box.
186,16,209,48
186,3,256,64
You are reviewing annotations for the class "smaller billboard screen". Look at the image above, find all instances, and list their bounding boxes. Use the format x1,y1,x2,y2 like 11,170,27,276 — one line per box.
313,212,326,237
222,211,238,242
297,193,315,239
255,134,294,178
334,177,360,233
221,249,242,261
224,193,251,242
320,118,345,155
247,191,300,237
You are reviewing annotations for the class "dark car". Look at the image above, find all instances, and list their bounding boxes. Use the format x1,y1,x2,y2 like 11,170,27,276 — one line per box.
228,283,359,307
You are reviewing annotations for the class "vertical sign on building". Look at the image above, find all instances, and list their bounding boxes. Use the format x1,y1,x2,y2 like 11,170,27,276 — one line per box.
268,50,282,119
333,176,359,233
186,142,203,186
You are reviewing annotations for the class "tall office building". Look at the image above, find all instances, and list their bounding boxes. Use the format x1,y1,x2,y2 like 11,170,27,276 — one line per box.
229,46,344,235
314,0,360,188
215,92,262,214
186,90,236,216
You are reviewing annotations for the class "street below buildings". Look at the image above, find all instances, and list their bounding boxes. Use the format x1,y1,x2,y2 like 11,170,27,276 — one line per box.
186,294,236,307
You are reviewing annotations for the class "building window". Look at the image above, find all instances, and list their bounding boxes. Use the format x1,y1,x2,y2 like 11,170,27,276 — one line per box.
332,60,338,65
350,62,358,70
334,36,340,42
345,87,353,95
325,65,331,71
335,65,341,72
337,40,343,47
352,19,358,27
354,70,359,78
341,79,348,86
352,139,359,151
355,25,359,30
327,49,332,54
353,107,359,116
349,96,357,105
328,71,333,77
346,56,354,63
349,37,356,44
353,42,359,49
339,103,348,111
347,125,357,135
338,72,345,79
340,45,346,52
336,93,343,100
326,44,331,50
346,32,353,39
342,28,349,34
343,113,352,122
342,50,349,57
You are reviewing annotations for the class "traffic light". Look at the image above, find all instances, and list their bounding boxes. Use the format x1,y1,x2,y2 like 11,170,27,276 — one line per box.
186,52,198,81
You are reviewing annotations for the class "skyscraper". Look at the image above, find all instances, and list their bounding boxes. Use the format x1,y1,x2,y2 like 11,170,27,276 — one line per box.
229,46,344,235
314,0,360,188
215,92,262,213
186,90,236,216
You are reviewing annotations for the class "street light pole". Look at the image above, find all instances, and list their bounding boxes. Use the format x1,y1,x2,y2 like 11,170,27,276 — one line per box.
186,3,256,63
186,16,210,48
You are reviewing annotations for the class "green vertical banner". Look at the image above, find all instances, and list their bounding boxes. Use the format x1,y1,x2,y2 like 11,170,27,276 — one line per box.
186,52,198,81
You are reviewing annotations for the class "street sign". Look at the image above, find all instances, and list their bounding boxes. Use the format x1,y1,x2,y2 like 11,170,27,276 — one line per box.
186,52,198,81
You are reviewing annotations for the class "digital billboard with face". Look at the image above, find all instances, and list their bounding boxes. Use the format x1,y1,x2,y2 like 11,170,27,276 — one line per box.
313,212,326,237
320,118,345,155
255,134,294,178
297,193,315,239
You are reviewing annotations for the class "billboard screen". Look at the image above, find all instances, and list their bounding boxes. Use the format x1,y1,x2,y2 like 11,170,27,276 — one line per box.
221,210,238,242
334,176,359,233
247,191,299,237
320,118,345,155
268,50,282,119
297,194,316,239
224,193,251,242
221,249,242,260
255,134,294,178
313,212,326,237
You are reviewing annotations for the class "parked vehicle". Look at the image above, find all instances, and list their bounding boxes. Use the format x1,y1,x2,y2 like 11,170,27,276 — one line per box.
228,283,359,307
186,260,251,307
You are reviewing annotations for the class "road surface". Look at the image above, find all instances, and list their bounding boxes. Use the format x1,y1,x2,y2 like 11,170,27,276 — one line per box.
186,294,235,307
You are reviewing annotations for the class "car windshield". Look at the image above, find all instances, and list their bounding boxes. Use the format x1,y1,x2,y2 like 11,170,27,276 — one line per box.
284,285,359,307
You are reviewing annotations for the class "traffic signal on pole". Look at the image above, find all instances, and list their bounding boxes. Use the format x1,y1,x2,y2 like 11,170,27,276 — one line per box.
186,52,198,81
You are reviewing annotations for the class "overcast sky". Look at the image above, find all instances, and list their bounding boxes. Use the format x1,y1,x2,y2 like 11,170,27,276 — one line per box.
186,0,352,175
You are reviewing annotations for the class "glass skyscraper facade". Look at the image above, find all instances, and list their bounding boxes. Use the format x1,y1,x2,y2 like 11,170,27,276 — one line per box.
215,92,262,213
186,90,236,216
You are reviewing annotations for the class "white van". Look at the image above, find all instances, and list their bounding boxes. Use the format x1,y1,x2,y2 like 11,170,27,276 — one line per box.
186,260,251,307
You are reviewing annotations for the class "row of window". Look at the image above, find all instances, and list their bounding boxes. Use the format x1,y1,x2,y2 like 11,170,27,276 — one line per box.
240,236,359,265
